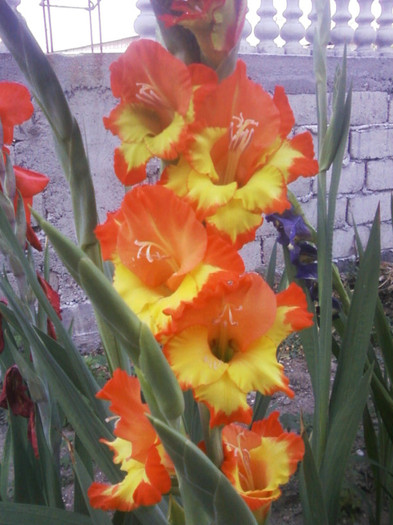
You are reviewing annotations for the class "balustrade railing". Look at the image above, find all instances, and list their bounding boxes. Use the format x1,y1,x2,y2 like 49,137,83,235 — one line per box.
134,0,393,55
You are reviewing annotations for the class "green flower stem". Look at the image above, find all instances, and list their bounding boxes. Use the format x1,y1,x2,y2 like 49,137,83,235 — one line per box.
198,403,224,469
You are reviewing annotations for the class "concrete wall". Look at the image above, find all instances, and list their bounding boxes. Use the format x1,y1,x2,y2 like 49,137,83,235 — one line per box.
2,53,393,346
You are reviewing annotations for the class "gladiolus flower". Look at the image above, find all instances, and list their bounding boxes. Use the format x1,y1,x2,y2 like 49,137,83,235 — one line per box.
160,0,247,68
163,274,313,426
0,365,38,457
88,369,172,511
103,39,194,186
13,166,49,251
95,185,244,335
0,82,33,145
221,411,304,523
162,61,318,248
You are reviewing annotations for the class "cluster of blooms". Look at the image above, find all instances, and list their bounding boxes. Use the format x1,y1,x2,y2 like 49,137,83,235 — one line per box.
0,82,49,251
0,83,62,456
88,23,318,520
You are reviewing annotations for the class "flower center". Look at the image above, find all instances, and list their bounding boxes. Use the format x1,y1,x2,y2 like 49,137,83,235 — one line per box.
236,436,255,491
136,82,169,110
209,303,242,362
221,113,259,185
133,240,170,263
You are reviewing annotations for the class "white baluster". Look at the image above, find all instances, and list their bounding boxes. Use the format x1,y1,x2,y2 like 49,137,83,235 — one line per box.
134,0,157,40
240,10,254,52
376,0,393,55
331,0,354,53
305,0,317,49
281,0,306,54
255,0,281,53
354,0,376,55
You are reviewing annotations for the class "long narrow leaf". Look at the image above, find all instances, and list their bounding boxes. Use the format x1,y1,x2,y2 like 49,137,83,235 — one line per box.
72,449,112,525
0,502,93,525
0,207,104,408
299,427,328,525
0,280,121,483
0,0,99,261
321,367,373,524
329,209,380,418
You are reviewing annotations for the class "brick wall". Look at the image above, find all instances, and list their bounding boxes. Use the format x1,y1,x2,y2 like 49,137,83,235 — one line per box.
2,52,393,345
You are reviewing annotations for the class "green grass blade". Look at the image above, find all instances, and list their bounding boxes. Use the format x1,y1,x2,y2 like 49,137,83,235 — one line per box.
35,416,64,509
0,502,93,525
321,366,373,524
9,412,45,504
265,239,277,288
299,426,328,525
319,51,350,173
374,298,393,384
72,448,112,525
329,209,380,419
363,405,382,524
0,425,12,501
0,284,121,483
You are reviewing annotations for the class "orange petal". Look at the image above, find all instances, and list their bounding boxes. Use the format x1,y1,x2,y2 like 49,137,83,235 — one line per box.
275,282,314,332
273,86,295,138
116,185,207,288
109,39,192,116
96,370,156,462
0,82,33,144
13,166,49,198
168,273,276,352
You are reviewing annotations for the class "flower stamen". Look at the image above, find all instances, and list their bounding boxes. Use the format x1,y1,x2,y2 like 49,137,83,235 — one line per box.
222,113,259,185
134,240,169,263
136,82,168,109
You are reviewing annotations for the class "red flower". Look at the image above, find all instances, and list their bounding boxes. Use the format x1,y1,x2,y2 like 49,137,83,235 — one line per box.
0,365,38,457
0,82,33,145
14,166,50,251
0,81,49,250
37,273,62,339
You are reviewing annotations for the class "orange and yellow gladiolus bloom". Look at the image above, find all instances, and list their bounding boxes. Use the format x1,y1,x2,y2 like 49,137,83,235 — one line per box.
0,81,33,145
163,60,318,248
88,369,173,512
95,185,244,335
221,411,305,523
103,39,194,185
162,274,313,426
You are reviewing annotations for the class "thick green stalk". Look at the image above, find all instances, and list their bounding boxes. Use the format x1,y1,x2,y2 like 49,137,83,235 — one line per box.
198,403,224,469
